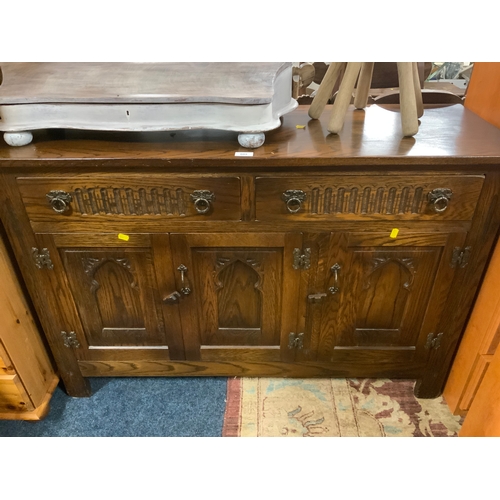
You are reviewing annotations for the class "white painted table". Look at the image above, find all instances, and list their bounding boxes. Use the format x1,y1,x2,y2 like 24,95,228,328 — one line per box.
0,62,297,147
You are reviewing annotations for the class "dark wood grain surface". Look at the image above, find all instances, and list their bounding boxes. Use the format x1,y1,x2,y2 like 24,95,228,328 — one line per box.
2,105,500,168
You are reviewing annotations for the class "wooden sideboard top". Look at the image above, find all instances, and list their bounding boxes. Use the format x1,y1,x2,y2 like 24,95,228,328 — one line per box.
1,104,500,169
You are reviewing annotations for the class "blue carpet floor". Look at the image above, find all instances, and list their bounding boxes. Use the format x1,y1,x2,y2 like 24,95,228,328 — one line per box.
0,377,228,437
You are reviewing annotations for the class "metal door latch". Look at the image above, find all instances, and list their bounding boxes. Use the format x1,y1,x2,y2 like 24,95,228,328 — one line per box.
307,292,327,303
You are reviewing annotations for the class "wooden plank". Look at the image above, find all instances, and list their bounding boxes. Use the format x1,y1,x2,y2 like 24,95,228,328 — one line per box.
294,232,332,362
459,354,493,411
348,232,450,247
444,235,500,413
169,234,201,360
459,346,500,436
0,62,289,104
279,233,303,363
316,232,349,361
52,233,151,248
77,359,423,379
30,219,472,235
151,234,185,360
200,347,281,362
240,175,256,222
330,347,416,364
174,232,286,248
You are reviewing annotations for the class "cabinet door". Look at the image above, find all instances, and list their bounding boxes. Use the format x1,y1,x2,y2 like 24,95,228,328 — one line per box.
37,233,184,367
309,231,466,371
169,233,303,362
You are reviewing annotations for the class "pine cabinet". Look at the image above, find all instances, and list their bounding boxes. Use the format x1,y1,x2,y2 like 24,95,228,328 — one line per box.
1,105,500,400
0,224,58,420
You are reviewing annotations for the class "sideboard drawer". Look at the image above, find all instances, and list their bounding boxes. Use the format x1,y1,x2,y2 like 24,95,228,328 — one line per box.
255,174,484,221
17,175,242,223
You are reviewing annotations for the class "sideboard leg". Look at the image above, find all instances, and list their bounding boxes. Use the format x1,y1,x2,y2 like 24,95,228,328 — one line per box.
238,132,265,149
413,379,442,399
59,373,92,398
4,131,33,146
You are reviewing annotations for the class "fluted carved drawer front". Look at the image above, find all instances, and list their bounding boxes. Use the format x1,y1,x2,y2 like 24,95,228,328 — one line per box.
255,175,484,221
16,175,241,223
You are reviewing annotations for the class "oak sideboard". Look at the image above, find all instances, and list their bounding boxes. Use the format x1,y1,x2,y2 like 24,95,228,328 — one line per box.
1,104,499,399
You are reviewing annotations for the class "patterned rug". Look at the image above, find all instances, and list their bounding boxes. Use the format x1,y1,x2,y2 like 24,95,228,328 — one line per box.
223,378,462,437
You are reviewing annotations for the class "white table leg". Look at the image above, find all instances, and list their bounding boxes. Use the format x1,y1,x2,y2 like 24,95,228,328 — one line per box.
4,132,33,146
412,62,424,118
308,62,345,119
397,62,419,137
354,62,374,110
328,62,362,134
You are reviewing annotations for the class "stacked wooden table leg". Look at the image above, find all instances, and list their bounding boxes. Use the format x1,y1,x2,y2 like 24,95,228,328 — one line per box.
309,62,423,137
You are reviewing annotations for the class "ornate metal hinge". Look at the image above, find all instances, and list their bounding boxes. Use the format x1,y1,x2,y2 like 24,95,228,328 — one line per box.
450,246,472,268
293,248,311,270
425,332,443,350
288,332,304,349
61,331,80,348
32,247,54,269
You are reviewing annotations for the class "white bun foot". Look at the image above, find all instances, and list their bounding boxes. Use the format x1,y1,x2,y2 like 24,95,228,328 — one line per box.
238,132,265,149
4,132,33,146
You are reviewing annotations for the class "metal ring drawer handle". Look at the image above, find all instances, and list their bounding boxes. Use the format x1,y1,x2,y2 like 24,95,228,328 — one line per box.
282,190,306,213
427,188,453,213
190,190,215,214
46,190,73,214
